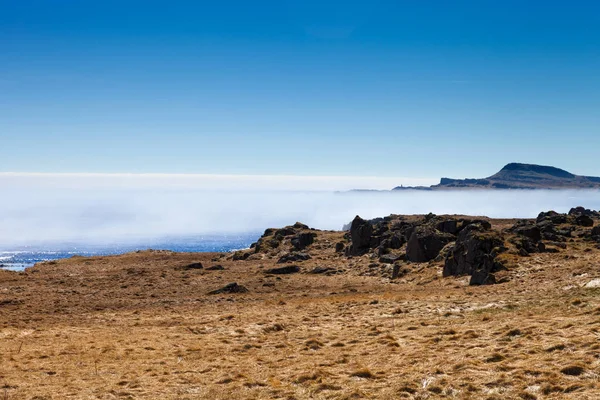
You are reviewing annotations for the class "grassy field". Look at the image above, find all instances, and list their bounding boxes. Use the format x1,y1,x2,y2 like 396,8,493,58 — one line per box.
0,224,599,399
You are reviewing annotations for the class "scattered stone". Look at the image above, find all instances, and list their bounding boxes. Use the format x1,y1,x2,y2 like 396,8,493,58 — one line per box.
379,254,404,264
391,264,409,280
208,283,249,295
560,365,585,376
182,262,203,270
232,251,251,261
335,242,345,253
206,265,225,271
277,252,311,263
584,279,600,288
309,266,337,275
265,265,301,275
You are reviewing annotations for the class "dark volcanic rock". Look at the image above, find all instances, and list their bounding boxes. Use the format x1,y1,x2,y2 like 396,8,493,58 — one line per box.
265,265,301,275
254,222,313,253
208,282,249,295
569,206,600,219
206,265,225,271
406,227,455,263
389,234,404,249
182,262,203,270
379,253,405,264
232,251,251,261
347,216,374,256
436,219,459,235
509,221,542,242
537,211,568,224
291,232,316,251
443,224,506,285
292,222,310,230
309,266,338,275
576,215,594,227
277,252,311,263
335,242,346,253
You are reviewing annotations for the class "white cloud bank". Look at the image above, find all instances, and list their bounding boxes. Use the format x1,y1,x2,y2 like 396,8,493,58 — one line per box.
0,172,435,191
1,173,599,247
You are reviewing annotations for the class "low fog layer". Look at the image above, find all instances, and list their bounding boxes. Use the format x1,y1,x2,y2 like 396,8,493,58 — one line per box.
2,174,600,247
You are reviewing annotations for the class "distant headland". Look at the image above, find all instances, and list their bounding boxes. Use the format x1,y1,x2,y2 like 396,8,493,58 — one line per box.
393,163,600,190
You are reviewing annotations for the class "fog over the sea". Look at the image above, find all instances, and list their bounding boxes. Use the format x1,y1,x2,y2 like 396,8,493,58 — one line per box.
2,173,600,247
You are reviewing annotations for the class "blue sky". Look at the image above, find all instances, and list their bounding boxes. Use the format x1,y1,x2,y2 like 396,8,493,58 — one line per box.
1,1,599,179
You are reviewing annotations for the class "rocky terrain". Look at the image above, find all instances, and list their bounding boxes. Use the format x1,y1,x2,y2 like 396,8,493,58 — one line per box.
1,207,600,399
393,163,600,190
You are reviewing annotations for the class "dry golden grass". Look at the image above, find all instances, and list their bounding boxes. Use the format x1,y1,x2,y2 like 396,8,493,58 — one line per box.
0,223,599,399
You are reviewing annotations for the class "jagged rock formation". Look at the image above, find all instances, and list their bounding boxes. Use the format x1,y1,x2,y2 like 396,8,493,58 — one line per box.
341,206,599,285
243,206,599,285
406,226,455,262
251,222,315,255
443,223,506,285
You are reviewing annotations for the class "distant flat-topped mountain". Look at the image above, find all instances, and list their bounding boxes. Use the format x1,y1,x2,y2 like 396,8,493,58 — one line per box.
393,163,600,190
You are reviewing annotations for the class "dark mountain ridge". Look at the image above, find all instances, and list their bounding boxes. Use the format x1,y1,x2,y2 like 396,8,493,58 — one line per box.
393,163,600,190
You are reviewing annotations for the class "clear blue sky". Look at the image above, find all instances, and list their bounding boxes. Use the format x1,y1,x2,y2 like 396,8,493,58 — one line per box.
1,1,599,179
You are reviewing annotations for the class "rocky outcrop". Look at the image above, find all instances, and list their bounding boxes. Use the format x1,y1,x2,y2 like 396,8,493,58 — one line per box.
291,232,316,251
509,221,541,242
346,216,374,256
576,215,594,227
537,211,568,225
406,226,455,262
253,222,316,254
507,210,600,255
569,207,600,219
343,213,497,263
443,223,506,285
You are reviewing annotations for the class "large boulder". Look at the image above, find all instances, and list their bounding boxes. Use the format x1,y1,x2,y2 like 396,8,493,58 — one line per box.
347,216,373,256
406,226,455,262
291,232,316,250
536,211,568,225
576,215,594,227
443,224,506,285
591,225,600,241
569,207,600,219
509,220,542,242
436,218,491,236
